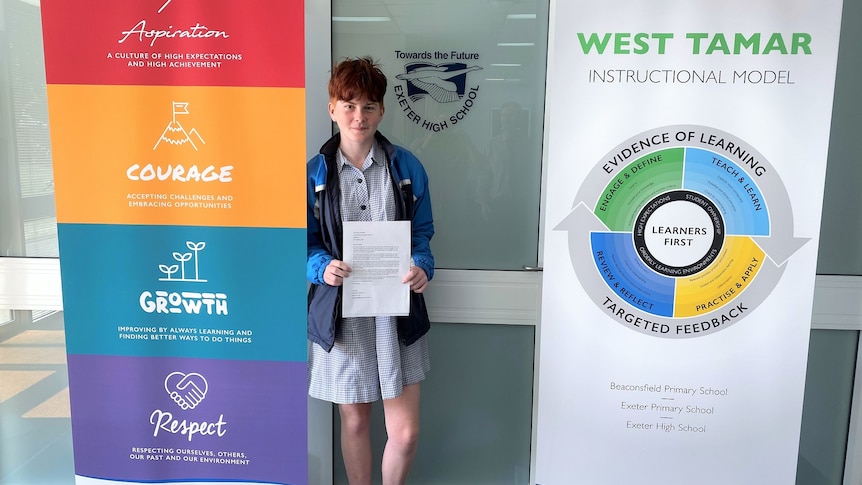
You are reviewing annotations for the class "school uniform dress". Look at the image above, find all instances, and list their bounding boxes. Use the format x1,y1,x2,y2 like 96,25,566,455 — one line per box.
307,141,430,404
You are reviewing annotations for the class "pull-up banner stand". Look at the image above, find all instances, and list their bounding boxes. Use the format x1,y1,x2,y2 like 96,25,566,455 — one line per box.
41,1,308,484
536,1,843,484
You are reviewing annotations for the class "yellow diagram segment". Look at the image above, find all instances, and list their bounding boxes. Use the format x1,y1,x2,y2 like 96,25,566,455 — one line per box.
675,236,765,317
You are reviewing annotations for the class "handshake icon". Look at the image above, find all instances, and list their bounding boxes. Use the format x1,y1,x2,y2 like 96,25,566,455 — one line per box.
164,371,209,410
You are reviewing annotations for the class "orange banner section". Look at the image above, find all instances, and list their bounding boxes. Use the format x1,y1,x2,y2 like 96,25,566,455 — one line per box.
47,84,305,228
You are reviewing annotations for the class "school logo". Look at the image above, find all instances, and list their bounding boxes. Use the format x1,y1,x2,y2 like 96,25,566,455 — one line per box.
396,63,482,103
139,240,229,316
393,56,483,133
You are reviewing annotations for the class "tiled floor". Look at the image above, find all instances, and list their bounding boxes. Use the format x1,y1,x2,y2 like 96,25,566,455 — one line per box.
0,312,74,485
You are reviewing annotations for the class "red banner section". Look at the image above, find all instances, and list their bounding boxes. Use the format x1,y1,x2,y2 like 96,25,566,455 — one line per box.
41,0,304,88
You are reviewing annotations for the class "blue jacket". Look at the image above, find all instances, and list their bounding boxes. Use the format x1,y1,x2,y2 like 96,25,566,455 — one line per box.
306,131,435,352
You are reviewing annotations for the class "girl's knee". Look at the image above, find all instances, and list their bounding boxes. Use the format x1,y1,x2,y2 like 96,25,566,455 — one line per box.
339,404,372,436
388,422,420,451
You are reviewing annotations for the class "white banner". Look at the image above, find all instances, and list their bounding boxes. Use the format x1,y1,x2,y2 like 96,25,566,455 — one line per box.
536,1,843,484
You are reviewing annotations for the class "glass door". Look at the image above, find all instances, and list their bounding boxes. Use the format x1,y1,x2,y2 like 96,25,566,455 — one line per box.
327,1,550,483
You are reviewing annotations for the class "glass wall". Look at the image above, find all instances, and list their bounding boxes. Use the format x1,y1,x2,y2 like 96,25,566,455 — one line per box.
816,0,862,276
0,0,56,259
796,330,859,485
0,0,860,483
0,3,70,481
333,323,536,484
331,0,548,271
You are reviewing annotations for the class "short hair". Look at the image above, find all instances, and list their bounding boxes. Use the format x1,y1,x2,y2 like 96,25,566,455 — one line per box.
328,56,387,106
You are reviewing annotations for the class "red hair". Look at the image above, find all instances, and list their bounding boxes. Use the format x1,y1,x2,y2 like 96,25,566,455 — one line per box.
328,56,387,106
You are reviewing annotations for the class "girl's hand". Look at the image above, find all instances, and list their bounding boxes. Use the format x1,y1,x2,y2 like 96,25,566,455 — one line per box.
402,266,429,293
324,260,352,286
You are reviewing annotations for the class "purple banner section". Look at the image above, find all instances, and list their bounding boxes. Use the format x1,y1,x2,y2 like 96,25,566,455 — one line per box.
68,354,307,485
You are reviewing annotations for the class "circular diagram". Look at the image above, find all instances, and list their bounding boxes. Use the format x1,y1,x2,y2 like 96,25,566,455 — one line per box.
559,125,807,338
633,189,725,278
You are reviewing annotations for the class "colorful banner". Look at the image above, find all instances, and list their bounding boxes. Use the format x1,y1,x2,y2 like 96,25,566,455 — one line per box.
41,1,307,484
536,1,842,484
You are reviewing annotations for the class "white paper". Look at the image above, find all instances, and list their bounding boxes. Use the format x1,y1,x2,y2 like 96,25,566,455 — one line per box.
342,220,411,317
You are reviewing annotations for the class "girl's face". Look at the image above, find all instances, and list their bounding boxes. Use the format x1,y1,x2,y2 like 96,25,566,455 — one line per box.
329,97,384,147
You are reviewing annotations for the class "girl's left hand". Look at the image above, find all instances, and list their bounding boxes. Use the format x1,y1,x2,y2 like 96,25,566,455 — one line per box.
402,266,429,293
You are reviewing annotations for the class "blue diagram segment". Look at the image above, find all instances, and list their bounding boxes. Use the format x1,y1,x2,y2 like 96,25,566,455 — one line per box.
591,232,675,317
681,148,769,236
59,223,307,362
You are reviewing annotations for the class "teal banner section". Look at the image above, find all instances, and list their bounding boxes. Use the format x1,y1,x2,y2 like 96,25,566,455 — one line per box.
59,223,307,362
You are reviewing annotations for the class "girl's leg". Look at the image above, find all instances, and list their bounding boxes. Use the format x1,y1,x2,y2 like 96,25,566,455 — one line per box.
381,383,421,485
339,402,373,485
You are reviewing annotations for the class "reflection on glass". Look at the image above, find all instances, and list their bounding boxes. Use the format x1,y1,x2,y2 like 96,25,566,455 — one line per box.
796,329,859,485
0,311,73,484
332,0,549,270
1,0,58,258
333,322,535,484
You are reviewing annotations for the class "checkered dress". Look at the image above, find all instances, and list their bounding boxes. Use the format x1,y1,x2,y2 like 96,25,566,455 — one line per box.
307,141,430,404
